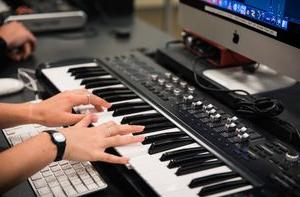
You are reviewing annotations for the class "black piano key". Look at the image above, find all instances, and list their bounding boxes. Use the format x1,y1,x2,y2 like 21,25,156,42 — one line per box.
108,101,146,112
129,116,169,125
101,94,139,103
93,87,129,95
142,131,187,145
70,68,105,76
113,105,153,117
160,147,208,161
189,171,238,188
176,160,223,176
148,137,194,155
97,90,134,97
86,81,122,89
198,179,249,196
136,122,176,135
81,78,118,86
121,113,162,124
68,66,104,73
168,153,215,169
74,71,109,79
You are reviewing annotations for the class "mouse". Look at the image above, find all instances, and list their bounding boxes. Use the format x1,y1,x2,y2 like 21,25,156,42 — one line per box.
0,78,25,96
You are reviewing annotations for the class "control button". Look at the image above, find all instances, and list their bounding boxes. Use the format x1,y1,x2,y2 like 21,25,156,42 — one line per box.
206,109,217,115
172,76,180,84
285,152,299,163
158,78,166,86
237,133,250,143
165,83,173,91
225,122,237,132
236,127,247,134
165,72,172,79
187,86,195,94
186,36,194,48
173,88,182,96
179,81,188,89
183,95,194,103
227,116,238,123
191,101,203,109
210,113,221,122
203,104,214,110
150,74,159,81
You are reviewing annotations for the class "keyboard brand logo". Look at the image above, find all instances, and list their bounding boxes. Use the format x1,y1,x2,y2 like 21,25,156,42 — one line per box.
232,30,240,44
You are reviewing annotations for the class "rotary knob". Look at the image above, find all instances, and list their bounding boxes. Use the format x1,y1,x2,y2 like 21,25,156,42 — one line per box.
165,72,172,79
158,78,166,86
183,95,194,103
203,104,214,110
237,133,250,143
179,81,188,89
187,86,196,94
225,122,237,132
285,152,299,163
227,116,238,123
191,101,203,109
150,74,159,81
172,76,180,84
206,109,217,115
165,83,173,91
236,127,247,134
173,88,182,96
210,113,222,122
186,36,194,48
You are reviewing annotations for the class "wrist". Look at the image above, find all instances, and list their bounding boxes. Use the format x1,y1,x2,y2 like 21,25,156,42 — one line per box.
58,128,71,160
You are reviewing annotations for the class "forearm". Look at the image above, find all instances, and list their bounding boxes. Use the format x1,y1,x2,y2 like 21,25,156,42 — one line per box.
0,133,56,192
0,103,41,129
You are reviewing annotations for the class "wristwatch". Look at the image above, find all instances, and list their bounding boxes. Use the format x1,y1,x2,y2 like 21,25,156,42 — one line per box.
44,130,66,162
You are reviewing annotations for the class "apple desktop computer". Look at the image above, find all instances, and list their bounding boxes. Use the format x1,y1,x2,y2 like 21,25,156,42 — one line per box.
178,0,300,94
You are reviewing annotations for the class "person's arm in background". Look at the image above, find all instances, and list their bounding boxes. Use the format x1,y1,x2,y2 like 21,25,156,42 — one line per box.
0,21,37,61
0,89,108,129
0,114,145,192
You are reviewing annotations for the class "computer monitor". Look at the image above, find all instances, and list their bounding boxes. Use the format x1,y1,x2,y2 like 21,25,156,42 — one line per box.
179,0,300,93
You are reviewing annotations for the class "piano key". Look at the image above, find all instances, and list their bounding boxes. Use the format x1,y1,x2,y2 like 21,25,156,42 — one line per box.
108,101,147,112
140,122,176,135
168,153,216,169
113,105,153,117
129,116,169,126
68,66,104,73
74,71,109,79
189,171,238,188
121,113,163,124
102,94,139,103
160,147,208,161
148,136,194,155
82,78,120,87
142,131,187,145
176,160,224,176
97,90,134,97
198,179,249,196
92,87,129,95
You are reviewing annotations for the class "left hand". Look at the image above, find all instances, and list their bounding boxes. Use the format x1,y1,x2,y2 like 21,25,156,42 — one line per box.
32,89,111,127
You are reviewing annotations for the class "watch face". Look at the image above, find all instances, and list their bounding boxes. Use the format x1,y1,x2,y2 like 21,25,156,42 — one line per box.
53,133,66,143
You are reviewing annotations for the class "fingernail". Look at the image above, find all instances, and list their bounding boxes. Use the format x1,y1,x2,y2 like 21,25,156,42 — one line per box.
107,103,112,108
91,115,98,122
137,136,145,142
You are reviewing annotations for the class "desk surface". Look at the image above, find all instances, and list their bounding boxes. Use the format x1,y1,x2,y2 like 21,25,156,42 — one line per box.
0,17,173,197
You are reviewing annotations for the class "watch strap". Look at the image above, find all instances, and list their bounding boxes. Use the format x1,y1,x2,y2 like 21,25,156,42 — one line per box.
44,130,66,162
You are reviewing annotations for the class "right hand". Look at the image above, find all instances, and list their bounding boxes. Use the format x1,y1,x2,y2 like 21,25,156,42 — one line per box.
0,21,37,61
59,114,145,164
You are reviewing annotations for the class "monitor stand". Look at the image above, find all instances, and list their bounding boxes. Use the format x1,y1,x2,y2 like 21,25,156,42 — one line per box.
203,64,296,94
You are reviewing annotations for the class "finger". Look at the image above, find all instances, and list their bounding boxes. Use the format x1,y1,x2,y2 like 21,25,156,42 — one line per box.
22,42,32,60
97,152,129,164
74,114,98,128
97,121,117,135
64,113,86,125
105,135,144,148
72,93,112,109
109,124,145,136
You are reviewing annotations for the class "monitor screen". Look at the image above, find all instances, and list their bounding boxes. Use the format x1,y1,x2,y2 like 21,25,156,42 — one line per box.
179,0,300,80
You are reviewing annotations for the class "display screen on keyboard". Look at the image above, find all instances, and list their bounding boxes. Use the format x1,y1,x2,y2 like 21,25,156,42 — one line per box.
2,124,107,197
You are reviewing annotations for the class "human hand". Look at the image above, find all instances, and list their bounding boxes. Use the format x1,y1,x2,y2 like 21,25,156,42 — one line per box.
0,21,37,61
32,89,111,127
59,114,145,164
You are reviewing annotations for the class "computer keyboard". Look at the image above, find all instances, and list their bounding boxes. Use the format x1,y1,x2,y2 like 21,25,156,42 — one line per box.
2,124,107,197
